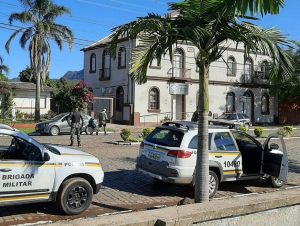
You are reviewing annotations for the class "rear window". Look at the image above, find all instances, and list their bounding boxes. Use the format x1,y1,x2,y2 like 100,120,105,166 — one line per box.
145,128,184,147
218,114,237,120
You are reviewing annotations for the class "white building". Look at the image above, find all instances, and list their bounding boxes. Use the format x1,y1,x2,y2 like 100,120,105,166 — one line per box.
83,37,275,125
10,82,51,115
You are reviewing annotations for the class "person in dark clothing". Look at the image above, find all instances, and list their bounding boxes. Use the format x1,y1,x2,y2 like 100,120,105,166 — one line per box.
67,107,84,146
191,106,199,122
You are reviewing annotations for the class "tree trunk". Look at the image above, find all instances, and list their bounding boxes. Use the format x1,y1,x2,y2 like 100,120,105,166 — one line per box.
194,61,209,203
34,72,41,122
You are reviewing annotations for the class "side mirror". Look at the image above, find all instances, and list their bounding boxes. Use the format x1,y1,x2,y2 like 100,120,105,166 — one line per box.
44,152,50,162
270,143,279,150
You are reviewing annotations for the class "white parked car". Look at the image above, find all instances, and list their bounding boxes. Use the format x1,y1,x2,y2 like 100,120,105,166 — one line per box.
0,124,104,215
136,122,288,198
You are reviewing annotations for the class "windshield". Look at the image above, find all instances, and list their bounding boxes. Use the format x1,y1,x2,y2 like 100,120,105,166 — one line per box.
218,114,236,120
145,128,184,147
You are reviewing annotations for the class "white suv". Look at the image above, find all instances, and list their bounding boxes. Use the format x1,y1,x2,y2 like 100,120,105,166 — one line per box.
0,124,104,215
136,122,288,198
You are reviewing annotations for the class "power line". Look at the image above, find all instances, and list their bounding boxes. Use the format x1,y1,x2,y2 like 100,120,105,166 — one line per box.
0,21,97,44
0,24,87,47
73,0,149,15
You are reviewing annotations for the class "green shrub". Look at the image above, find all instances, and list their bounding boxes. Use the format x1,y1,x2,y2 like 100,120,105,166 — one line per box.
160,115,171,123
142,128,153,138
239,125,249,133
120,128,132,141
278,126,294,137
254,127,265,138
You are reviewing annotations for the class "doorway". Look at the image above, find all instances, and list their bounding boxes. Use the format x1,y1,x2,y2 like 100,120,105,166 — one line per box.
243,90,254,121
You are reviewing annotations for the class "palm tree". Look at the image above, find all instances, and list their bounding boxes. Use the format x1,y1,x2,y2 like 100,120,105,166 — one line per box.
0,55,9,75
5,0,74,121
110,0,293,203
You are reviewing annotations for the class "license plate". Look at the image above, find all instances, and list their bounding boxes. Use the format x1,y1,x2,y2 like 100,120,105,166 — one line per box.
148,151,162,161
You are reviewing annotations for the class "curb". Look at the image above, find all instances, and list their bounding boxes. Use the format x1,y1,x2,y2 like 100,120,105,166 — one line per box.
43,187,300,226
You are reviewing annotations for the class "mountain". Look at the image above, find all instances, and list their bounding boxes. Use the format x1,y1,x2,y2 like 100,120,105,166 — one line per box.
62,69,84,80
8,77,20,82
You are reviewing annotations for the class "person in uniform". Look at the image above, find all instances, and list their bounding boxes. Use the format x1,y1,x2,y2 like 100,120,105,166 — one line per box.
67,107,84,146
98,108,108,135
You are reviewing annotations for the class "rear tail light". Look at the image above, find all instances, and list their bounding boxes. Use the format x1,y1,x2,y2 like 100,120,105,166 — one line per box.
167,150,192,158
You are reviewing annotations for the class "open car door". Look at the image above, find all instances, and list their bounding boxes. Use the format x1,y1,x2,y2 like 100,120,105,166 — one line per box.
262,134,288,182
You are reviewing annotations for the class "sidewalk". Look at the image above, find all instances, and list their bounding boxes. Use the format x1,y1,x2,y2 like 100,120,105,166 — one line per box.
45,187,300,226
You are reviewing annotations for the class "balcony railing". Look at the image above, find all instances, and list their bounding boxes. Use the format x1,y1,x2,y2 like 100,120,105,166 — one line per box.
240,71,271,85
167,68,191,80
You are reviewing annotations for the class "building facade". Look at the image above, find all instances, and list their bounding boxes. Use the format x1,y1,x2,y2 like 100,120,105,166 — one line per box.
10,82,51,115
83,37,276,125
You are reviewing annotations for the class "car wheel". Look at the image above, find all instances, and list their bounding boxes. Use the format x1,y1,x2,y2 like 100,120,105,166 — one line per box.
85,126,94,135
209,170,219,198
268,176,284,188
57,177,93,215
50,126,60,136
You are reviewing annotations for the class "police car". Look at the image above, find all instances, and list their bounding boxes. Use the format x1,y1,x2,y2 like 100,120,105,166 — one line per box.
0,124,104,215
136,122,288,198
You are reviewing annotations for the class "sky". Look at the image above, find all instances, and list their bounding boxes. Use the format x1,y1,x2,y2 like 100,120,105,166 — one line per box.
0,0,299,80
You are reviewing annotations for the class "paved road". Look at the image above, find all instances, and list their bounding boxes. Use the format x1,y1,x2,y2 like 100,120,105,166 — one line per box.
0,133,299,225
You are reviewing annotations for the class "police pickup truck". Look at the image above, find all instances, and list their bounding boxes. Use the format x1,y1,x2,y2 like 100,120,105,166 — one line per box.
137,122,288,198
0,124,104,215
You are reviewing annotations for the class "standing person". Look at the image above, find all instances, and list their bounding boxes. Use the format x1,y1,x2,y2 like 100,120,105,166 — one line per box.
11,105,16,122
191,106,199,122
67,107,84,146
98,108,108,135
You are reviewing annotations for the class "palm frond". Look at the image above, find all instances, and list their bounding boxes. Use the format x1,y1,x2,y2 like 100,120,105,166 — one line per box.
5,29,23,53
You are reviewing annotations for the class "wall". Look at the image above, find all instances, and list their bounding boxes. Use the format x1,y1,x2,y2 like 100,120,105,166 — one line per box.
195,205,299,226
279,102,300,124
13,90,51,115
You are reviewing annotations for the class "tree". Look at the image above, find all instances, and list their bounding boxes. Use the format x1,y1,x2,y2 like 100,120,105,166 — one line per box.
53,79,94,113
19,66,52,86
110,0,293,203
0,82,13,120
0,55,9,77
271,42,300,101
5,0,74,122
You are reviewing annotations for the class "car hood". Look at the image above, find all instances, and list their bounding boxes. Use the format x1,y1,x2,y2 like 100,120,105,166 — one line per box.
49,145,99,162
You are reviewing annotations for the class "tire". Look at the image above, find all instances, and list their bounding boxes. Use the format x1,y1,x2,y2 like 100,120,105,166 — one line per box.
85,126,94,135
57,177,93,215
49,126,60,136
268,176,284,188
209,170,219,198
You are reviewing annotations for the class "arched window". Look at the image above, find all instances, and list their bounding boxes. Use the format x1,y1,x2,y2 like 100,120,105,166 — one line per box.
101,48,111,80
149,87,160,111
244,58,253,76
227,56,237,76
116,86,124,112
261,93,270,114
118,47,126,68
89,53,96,73
261,60,270,79
226,92,235,112
173,48,184,77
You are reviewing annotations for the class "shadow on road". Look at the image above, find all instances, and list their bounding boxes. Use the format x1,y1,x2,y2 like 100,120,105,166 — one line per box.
102,170,284,198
